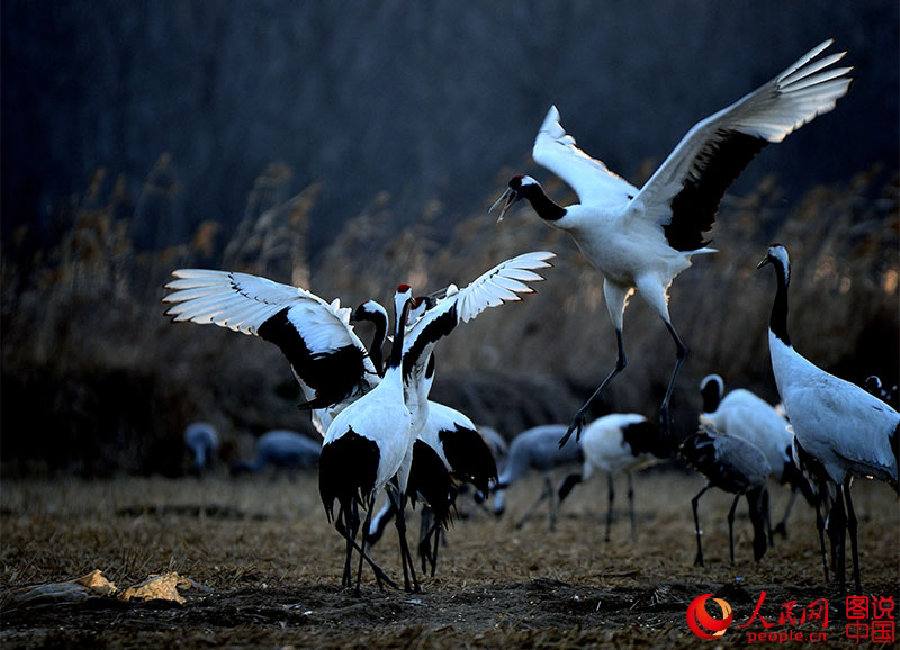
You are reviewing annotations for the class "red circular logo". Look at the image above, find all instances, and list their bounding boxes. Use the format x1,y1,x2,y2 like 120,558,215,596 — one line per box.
686,594,733,639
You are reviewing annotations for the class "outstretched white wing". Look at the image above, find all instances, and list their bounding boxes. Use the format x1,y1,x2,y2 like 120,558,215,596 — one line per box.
532,105,639,206
164,269,348,334
402,251,555,375
634,40,852,244
163,269,378,408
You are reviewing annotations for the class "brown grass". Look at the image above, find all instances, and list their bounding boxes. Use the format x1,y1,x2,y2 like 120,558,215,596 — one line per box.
1,162,897,475
1,472,898,647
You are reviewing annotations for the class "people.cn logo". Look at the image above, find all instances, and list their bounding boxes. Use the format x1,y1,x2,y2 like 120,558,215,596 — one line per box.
686,594,733,639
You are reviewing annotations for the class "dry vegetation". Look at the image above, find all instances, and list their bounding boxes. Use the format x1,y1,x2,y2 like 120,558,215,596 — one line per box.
1,164,898,645
1,471,898,648
1,160,897,476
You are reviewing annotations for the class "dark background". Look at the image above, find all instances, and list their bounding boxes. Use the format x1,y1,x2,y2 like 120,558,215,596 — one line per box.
3,1,897,253
1,1,897,476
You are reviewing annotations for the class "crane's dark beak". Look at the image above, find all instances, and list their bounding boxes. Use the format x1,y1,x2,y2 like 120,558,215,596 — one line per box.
489,187,517,223
756,256,771,270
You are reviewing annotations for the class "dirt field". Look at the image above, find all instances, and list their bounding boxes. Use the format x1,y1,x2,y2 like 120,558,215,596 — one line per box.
2,469,898,648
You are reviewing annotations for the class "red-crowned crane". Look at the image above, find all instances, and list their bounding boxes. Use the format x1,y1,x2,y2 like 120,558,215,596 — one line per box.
317,285,420,593
356,252,554,578
490,40,853,446
680,426,771,567
557,413,671,541
759,243,899,594
164,272,402,590
699,374,816,538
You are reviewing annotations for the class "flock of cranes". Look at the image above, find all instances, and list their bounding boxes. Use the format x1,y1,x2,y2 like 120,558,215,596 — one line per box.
166,39,897,596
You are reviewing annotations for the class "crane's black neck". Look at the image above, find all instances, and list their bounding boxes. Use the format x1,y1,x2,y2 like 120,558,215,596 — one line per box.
769,258,791,346
365,313,387,376
353,305,388,376
369,320,386,375
523,184,567,222
700,381,721,414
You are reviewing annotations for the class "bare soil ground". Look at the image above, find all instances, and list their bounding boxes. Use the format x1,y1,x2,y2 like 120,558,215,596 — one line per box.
2,470,898,648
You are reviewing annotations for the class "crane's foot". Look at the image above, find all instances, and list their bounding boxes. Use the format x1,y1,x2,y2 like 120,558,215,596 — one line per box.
560,410,587,448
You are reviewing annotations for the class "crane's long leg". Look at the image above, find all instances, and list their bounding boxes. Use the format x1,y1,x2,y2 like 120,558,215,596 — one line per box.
826,488,847,594
548,475,560,532
334,501,360,587
660,322,687,435
342,504,354,587
605,473,615,542
843,480,862,595
515,475,552,530
431,527,441,577
560,329,626,448
773,487,797,538
389,487,419,593
814,501,830,583
627,472,636,540
418,507,436,576
692,484,710,567
727,493,741,566
419,513,442,579
355,492,378,595
335,501,397,589
338,506,353,587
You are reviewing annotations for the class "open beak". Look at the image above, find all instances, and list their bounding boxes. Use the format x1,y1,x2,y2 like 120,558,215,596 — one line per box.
489,187,517,223
756,256,770,270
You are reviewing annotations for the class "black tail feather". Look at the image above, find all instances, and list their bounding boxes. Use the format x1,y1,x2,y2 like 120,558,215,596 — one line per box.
407,440,458,529
318,430,380,522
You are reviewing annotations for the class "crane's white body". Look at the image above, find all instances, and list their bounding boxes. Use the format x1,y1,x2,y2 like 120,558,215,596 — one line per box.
579,414,660,477
701,387,793,482
769,332,899,487
324,363,413,492
550,202,705,330
761,243,898,593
